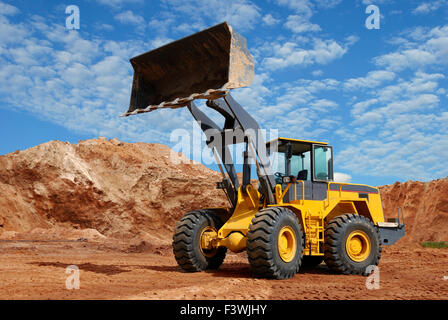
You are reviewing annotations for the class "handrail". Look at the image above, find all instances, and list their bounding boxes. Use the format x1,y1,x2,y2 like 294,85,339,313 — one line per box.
279,180,305,205
280,183,292,200
279,180,377,206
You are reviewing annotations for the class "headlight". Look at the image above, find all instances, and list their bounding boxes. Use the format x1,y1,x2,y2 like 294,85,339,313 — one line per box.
282,176,291,184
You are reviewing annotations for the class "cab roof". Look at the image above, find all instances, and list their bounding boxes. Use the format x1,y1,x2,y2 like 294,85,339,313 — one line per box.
266,137,328,146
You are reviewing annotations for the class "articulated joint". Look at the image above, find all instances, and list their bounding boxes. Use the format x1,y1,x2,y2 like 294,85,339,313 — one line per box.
218,232,247,253
201,230,247,253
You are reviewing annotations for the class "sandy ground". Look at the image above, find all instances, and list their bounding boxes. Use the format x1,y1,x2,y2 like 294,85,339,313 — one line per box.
0,241,446,300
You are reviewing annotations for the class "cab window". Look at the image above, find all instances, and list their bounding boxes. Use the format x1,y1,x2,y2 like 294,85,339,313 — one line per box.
291,152,310,180
313,145,333,181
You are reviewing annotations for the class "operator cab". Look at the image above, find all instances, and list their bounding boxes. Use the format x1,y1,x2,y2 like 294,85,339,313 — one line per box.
266,137,334,201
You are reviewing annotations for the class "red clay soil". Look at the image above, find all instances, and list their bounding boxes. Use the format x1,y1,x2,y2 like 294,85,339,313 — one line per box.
0,242,446,300
0,138,447,300
380,178,448,243
0,138,227,244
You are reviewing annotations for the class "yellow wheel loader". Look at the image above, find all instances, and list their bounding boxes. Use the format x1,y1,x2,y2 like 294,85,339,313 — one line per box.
123,22,405,279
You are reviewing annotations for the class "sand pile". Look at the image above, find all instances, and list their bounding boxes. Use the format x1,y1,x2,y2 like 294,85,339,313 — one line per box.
0,138,446,245
380,178,448,244
0,138,227,243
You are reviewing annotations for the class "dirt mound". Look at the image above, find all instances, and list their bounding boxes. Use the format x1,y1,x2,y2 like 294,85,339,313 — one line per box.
1,138,446,246
380,177,448,243
0,138,227,244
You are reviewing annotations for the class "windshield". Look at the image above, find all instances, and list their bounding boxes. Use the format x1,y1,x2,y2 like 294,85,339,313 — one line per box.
291,152,311,180
269,150,285,184
268,143,311,184
267,140,333,185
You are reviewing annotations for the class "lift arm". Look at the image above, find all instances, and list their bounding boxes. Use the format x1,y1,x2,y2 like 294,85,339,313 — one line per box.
187,94,276,206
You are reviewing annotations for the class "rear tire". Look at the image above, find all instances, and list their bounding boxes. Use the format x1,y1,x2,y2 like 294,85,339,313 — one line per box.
324,214,381,275
247,207,303,279
172,210,227,272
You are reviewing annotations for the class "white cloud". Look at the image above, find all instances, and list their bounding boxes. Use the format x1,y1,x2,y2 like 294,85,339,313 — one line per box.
312,39,348,64
383,93,439,115
374,25,448,71
344,70,396,90
352,92,441,125
96,0,143,9
2,1,447,185
232,73,271,112
0,1,19,15
318,118,340,129
413,1,447,15
0,16,27,44
351,98,378,117
148,16,175,35
114,10,145,26
148,12,206,36
337,130,448,181
160,0,261,31
375,72,445,103
305,78,340,91
277,0,323,35
247,77,341,139
149,36,174,49
224,2,261,30
339,66,448,181
315,0,342,8
284,15,321,33
374,49,437,71
262,14,280,26
276,0,313,17
95,23,114,31
310,99,338,112
361,0,389,4
334,172,351,183
345,35,360,46
173,21,205,34
263,38,349,70
0,14,195,144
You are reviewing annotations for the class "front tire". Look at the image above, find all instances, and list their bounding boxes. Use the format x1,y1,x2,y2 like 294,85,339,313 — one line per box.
324,214,381,275
172,210,227,272
247,207,304,279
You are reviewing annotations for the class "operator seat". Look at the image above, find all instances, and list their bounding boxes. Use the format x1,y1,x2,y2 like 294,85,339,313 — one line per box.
297,169,308,181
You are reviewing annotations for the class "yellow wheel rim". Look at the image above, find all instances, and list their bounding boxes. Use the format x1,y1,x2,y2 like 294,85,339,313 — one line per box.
345,230,371,262
277,226,297,263
199,226,218,258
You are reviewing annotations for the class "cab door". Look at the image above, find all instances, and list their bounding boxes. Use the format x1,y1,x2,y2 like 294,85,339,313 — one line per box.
311,144,334,200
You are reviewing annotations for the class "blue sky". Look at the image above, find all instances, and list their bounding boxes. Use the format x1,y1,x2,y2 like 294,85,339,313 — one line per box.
0,0,447,187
